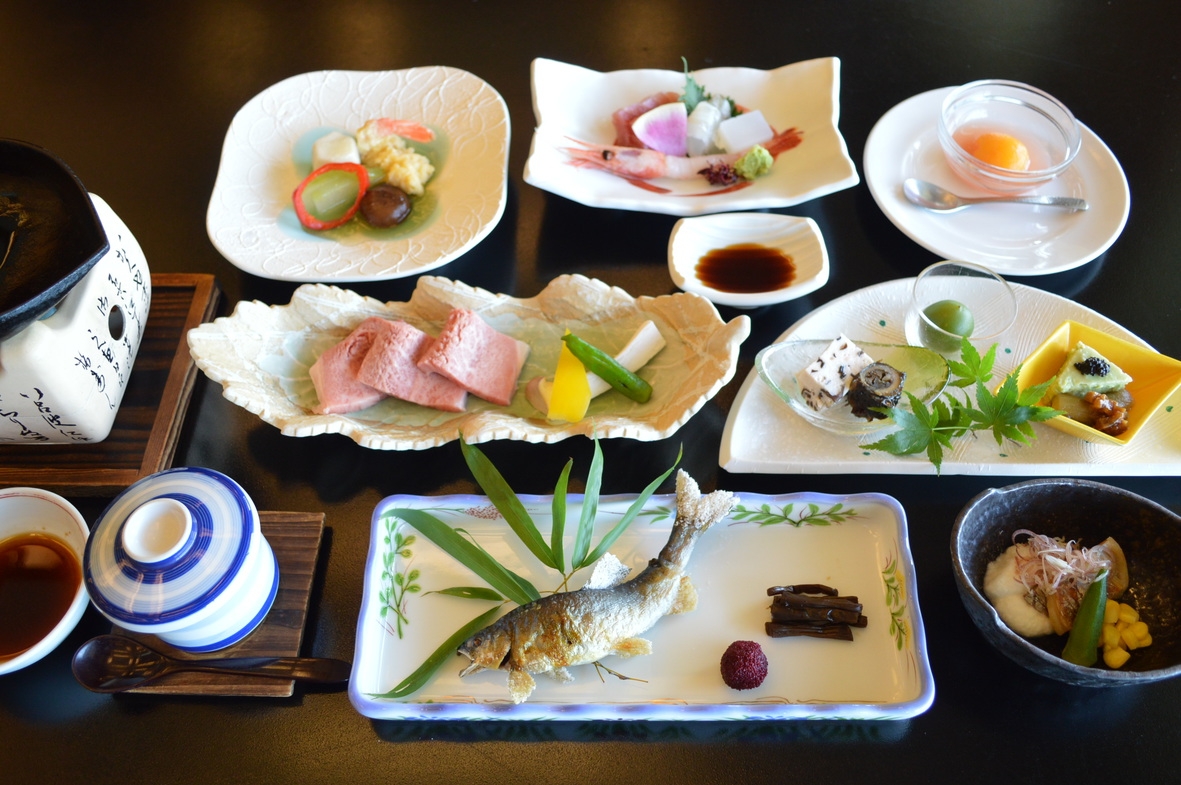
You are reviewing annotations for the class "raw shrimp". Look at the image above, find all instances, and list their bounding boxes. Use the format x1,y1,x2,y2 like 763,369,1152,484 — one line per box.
561,127,802,183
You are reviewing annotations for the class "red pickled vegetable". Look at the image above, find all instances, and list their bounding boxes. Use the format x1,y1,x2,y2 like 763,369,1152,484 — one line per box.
292,162,370,231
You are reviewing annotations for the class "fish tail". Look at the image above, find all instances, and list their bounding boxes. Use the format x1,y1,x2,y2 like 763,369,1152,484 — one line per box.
660,470,735,566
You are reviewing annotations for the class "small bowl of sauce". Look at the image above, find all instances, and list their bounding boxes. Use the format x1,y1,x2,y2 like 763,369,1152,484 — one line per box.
668,213,829,308
0,487,90,675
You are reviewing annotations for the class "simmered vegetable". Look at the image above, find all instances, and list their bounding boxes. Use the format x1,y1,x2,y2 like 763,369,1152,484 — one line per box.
1061,569,1107,667
292,162,370,231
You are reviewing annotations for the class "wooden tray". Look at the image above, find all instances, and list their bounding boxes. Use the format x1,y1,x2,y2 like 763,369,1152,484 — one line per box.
0,273,219,496
114,512,327,697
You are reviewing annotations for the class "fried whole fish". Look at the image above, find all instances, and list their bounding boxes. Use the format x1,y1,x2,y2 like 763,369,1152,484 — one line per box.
456,469,736,703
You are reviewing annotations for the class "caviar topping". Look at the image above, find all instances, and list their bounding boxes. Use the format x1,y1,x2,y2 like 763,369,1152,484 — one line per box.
1074,356,1111,377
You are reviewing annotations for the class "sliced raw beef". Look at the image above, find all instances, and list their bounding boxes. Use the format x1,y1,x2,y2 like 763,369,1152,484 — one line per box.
357,320,468,412
416,308,530,406
612,91,680,148
308,317,389,414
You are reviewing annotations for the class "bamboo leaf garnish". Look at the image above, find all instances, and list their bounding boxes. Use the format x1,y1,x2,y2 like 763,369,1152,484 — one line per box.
368,605,503,699
550,458,573,574
864,338,1062,473
426,586,505,601
578,445,682,569
459,439,557,571
570,437,604,570
387,509,539,606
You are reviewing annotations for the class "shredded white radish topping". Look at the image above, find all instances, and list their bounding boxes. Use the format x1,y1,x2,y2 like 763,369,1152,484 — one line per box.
1011,529,1112,598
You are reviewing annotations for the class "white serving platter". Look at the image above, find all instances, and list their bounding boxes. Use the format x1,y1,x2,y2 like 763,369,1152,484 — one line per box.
206,67,509,281
524,57,859,216
349,490,934,721
721,278,1181,475
186,275,749,450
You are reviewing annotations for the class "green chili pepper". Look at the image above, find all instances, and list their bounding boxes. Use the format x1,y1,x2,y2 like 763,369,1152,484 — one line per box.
1061,569,1108,667
561,333,653,403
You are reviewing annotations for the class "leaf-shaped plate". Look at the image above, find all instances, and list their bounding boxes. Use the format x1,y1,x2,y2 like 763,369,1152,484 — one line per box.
186,274,750,449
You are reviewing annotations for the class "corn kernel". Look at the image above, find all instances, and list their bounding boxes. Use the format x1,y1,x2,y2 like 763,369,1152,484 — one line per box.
1118,604,1139,624
1131,621,1149,639
1104,647,1132,669
1120,627,1141,650
1140,633,1153,647
1101,625,1122,649
1103,599,1120,625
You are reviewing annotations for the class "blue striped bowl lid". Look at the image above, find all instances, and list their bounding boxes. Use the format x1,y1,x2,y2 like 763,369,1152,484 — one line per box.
83,467,258,626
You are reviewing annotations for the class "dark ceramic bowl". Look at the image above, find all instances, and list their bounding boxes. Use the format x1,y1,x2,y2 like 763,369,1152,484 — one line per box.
952,478,1181,687
0,139,109,341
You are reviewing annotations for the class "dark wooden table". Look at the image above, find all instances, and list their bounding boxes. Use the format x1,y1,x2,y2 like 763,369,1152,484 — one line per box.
3,2,1179,783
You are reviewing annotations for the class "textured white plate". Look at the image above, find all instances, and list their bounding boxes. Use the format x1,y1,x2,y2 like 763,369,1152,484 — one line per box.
186,275,750,450
349,490,934,720
524,57,859,216
721,279,1181,475
206,67,509,281
667,213,829,308
864,88,1129,276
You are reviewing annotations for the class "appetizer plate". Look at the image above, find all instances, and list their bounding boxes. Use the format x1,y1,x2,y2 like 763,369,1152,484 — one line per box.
350,490,934,720
864,88,1129,276
667,213,830,308
186,275,750,449
721,279,1181,475
524,57,860,216
206,67,509,281
756,340,950,436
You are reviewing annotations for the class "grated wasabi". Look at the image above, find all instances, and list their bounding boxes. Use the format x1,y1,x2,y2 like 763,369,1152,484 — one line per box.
734,144,773,179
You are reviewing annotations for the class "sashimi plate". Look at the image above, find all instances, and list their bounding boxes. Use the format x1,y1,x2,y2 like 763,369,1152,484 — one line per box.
524,57,859,216
186,274,750,450
206,67,509,281
349,490,934,720
721,279,1181,475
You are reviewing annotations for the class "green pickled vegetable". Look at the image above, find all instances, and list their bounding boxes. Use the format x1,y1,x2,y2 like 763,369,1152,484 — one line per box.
1062,569,1108,667
561,333,653,403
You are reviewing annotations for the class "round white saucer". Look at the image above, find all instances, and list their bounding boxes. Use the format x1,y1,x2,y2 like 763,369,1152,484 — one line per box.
864,87,1129,276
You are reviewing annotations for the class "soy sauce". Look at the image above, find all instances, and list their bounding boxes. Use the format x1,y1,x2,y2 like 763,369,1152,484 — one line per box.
695,243,795,293
0,533,81,661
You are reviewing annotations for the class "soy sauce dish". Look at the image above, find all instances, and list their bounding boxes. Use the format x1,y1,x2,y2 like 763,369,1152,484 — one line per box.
668,213,829,308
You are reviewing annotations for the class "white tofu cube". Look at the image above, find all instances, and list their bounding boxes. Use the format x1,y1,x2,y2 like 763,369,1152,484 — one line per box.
311,131,361,169
795,335,874,411
713,110,774,153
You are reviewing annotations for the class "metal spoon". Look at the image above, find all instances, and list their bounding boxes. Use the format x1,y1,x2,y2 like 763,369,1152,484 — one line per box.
903,178,1088,212
71,635,352,693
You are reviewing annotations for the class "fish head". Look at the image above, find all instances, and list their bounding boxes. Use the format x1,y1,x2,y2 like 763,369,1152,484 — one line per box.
457,624,512,677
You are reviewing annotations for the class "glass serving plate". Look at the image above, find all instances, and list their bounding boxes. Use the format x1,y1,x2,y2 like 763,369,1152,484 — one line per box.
349,490,934,721
756,340,950,437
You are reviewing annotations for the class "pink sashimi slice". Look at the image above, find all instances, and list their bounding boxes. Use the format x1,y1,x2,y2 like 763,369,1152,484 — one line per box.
356,320,468,412
631,101,688,157
612,91,680,148
308,317,390,415
416,308,530,406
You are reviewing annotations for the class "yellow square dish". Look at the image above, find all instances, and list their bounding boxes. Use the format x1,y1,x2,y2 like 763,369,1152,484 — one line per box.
1016,320,1181,446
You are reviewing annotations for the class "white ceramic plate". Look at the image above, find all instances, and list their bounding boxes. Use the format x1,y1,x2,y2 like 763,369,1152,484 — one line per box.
206,67,509,281
524,57,859,216
721,279,1181,475
864,88,1129,276
186,275,749,450
349,490,934,720
667,213,829,308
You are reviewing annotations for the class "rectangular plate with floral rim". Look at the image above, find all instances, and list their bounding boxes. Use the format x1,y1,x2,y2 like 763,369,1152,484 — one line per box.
349,491,934,720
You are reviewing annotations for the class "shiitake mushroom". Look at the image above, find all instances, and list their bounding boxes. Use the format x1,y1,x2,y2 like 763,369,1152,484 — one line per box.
359,184,412,227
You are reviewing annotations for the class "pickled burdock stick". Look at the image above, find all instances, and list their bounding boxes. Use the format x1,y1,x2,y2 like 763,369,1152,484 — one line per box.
766,621,855,641
770,592,862,613
767,584,838,597
769,603,863,626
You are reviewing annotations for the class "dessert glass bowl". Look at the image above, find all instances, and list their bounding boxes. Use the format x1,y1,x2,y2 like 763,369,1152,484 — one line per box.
938,80,1082,194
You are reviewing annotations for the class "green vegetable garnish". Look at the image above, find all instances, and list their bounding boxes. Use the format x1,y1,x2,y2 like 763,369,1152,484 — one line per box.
561,333,653,403
1062,569,1108,667
734,144,773,179
864,338,1062,473
680,57,708,113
